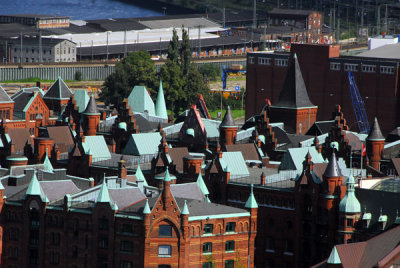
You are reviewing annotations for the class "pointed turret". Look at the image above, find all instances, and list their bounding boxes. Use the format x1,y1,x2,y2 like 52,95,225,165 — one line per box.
327,246,342,264
97,178,111,203
220,106,237,145
323,151,342,178
43,148,53,172
143,199,151,214
25,172,48,202
83,95,100,136
181,200,189,215
245,184,258,209
135,163,148,186
269,53,318,134
155,81,168,120
196,173,209,196
339,172,361,213
164,167,172,182
366,117,385,171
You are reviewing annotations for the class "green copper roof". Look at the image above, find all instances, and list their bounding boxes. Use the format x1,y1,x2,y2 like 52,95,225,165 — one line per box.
220,152,249,178
26,172,48,202
327,246,342,264
97,179,111,203
245,184,258,209
181,200,190,215
122,132,162,156
155,81,168,119
112,202,119,211
164,167,172,182
0,180,4,190
206,196,211,203
143,199,151,214
83,136,111,161
43,149,53,172
339,172,361,213
135,163,148,187
128,85,155,116
74,90,90,113
196,173,209,196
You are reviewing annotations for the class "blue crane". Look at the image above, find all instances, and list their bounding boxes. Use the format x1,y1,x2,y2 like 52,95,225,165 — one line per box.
347,71,370,134
222,65,246,90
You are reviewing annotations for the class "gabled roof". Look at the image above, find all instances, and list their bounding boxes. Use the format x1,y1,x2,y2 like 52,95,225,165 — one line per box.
122,132,162,155
271,54,316,109
155,81,168,119
220,106,236,127
82,136,111,161
367,117,385,141
73,90,90,113
170,182,206,201
7,128,33,152
44,77,73,100
220,151,250,178
0,86,13,103
83,95,100,115
128,85,155,116
279,147,324,171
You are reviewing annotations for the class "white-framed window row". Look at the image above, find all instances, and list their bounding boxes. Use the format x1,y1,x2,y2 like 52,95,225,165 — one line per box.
361,64,376,73
344,63,358,72
275,58,288,67
258,57,271,65
380,66,395,75
330,62,341,71
248,57,255,64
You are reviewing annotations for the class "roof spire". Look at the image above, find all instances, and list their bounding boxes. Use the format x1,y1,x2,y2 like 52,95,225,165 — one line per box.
97,176,111,203
220,106,236,127
25,171,48,202
83,94,100,115
367,117,385,141
143,199,151,214
245,184,258,209
135,163,148,186
196,173,209,196
323,150,342,177
43,148,53,172
155,80,168,119
181,200,189,215
164,167,172,182
339,171,361,213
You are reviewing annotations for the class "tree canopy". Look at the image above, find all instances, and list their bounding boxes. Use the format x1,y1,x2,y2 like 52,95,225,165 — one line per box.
100,50,156,106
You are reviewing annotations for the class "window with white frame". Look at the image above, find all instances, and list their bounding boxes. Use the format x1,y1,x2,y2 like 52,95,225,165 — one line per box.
248,57,255,64
362,64,376,73
344,63,358,72
330,62,341,71
275,58,288,67
158,245,171,257
258,57,271,65
380,66,395,74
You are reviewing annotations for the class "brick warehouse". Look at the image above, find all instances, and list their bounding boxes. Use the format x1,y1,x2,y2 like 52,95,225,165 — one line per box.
245,43,400,135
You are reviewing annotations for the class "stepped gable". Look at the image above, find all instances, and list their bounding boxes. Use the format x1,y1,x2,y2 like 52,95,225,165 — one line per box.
272,54,315,109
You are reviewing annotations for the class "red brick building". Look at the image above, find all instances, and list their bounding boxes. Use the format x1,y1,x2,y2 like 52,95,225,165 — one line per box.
246,44,400,135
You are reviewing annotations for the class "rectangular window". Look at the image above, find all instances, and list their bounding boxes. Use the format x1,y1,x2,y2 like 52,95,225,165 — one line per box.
344,63,358,72
225,240,235,252
347,219,353,227
99,218,108,230
258,57,271,65
120,241,134,253
380,66,395,74
330,62,341,71
121,224,133,234
202,262,212,268
226,222,236,232
158,245,171,257
275,58,288,67
203,242,212,254
225,260,234,268
248,56,254,64
284,239,293,254
362,64,376,73
120,261,133,268
159,225,172,237
99,237,108,249
266,236,275,252
203,224,213,235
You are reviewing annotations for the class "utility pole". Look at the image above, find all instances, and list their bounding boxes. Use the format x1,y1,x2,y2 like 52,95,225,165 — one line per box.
20,32,23,65
251,0,256,42
124,30,127,58
198,25,201,57
38,30,42,63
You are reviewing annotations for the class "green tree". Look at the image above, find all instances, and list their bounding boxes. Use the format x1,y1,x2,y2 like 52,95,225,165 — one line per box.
167,28,179,63
180,26,191,76
100,51,156,106
160,59,185,115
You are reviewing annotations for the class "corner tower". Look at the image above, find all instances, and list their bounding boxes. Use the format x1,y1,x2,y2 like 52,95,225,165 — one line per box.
366,117,385,171
82,95,100,136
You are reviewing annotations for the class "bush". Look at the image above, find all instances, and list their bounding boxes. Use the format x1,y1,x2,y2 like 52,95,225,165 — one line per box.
74,71,82,81
199,63,220,82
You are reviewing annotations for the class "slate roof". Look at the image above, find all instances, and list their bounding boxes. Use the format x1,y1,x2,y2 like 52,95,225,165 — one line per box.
83,95,100,115
305,120,335,136
323,152,343,177
225,143,260,161
12,91,36,113
133,113,161,132
44,77,73,100
9,164,45,177
220,106,236,128
170,183,205,202
367,117,385,141
46,126,74,152
122,133,162,155
128,86,155,116
7,128,33,152
179,198,248,218
109,188,146,210
0,86,13,103
271,54,316,109
40,180,80,202
168,147,189,173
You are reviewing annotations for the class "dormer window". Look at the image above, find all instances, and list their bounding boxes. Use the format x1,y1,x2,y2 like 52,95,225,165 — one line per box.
362,213,371,229
378,215,387,230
